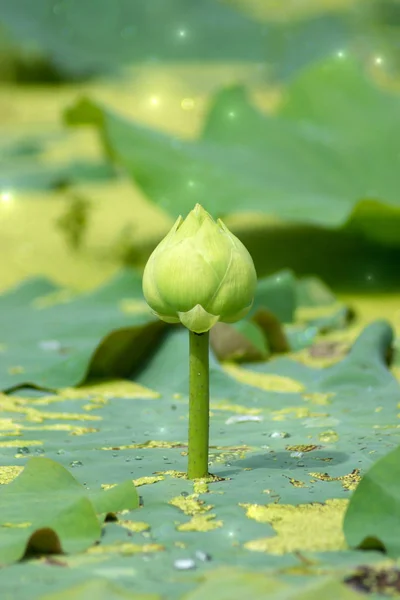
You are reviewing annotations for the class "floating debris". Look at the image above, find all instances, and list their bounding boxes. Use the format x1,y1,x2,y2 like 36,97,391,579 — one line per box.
269,432,290,439
225,415,263,425
290,452,304,459
285,477,308,488
174,558,196,570
195,550,212,562
345,566,400,595
38,340,62,352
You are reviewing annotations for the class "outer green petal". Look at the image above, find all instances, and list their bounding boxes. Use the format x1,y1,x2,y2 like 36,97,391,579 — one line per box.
221,301,253,323
178,304,220,333
207,222,257,319
142,216,183,317
194,215,232,280
154,312,180,324
142,254,175,317
152,239,220,312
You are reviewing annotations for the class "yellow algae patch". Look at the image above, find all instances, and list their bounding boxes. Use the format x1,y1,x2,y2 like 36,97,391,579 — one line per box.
2,522,31,528
210,401,262,415
155,470,224,486
0,466,23,484
309,469,361,491
101,484,117,491
22,424,98,435
193,481,209,494
177,514,223,532
222,363,304,393
68,426,98,436
290,347,346,369
286,445,321,453
0,440,42,448
119,520,150,533
156,470,187,479
302,393,333,406
318,430,339,443
0,393,27,408
0,418,22,435
241,499,348,554
133,475,164,487
119,299,152,316
34,380,160,405
61,379,160,400
211,446,250,464
339,294,400,338
0,431,21,438
102,441,184,451
23,410,101,423
82,403,106,412
169,494,212,516
285,478,307,488
34,393,108,407
0,396,101,423
393,366,400,383
88,542,164,556
271,407,328,421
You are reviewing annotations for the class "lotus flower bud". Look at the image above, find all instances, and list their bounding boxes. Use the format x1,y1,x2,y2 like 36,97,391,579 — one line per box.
142,204,257,334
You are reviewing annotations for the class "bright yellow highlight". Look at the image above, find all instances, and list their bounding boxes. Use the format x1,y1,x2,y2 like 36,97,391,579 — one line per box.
223,363,304,393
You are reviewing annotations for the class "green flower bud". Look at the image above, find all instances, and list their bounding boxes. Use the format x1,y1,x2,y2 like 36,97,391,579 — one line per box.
142,204,257,334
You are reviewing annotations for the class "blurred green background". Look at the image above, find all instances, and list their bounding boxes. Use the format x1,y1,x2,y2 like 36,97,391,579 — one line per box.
1,0,399,294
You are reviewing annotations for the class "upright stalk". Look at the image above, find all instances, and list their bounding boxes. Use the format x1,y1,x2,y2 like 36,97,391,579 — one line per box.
188,330,210,479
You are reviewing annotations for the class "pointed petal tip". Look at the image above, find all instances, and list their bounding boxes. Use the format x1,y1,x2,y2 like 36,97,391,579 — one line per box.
173,215,184,229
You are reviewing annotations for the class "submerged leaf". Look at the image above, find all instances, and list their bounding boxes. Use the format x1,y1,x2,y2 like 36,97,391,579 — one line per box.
66,59,400,229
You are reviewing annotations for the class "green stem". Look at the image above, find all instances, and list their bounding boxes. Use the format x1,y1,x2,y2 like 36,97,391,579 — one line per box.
188,330,210,479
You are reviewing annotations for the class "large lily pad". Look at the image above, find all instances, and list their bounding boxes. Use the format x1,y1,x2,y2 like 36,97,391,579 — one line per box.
66,58,400,229
0,457,138,565
0,0,350,79
0,291,397,596
0,270,163,390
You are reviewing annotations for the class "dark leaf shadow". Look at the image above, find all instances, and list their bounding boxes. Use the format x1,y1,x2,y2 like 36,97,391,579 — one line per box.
231,450,349,471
